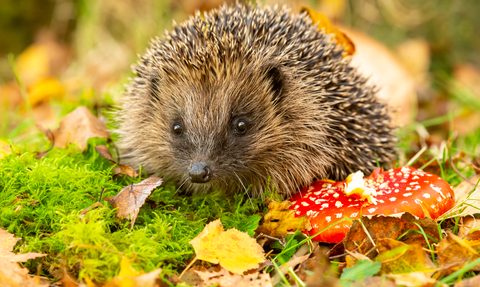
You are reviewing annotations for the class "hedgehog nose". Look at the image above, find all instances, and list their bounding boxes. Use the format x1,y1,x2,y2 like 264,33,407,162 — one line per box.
189,162,212,183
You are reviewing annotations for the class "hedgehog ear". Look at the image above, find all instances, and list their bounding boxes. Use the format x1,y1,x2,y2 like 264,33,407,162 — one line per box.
262,65,284,104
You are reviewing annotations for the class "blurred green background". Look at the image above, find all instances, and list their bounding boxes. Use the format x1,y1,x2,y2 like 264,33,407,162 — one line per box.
0,0,479,149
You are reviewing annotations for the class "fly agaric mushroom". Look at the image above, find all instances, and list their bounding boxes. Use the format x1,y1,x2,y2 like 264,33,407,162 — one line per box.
289,167,455,243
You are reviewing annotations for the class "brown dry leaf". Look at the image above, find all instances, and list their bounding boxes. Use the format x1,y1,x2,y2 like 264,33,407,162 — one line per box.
38,106,110,151
189,219,265,274
438,174,480,220
104,176,162,228
0,228,46,263
0,82,23,110
358,276,396,287
0,229,48,287
104,257,162,287
459,217,480,240
301,7,355,56
0,260,48,287
95,145,138,177
387,272,439,287
374,238,436,275
436,231,480,274
257,201,311,237
344,214,439,256
299,247,341,287
454,274,480,287
194,267,272,287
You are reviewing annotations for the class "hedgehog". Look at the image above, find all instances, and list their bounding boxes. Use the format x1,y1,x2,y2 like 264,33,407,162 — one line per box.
116,3,397,198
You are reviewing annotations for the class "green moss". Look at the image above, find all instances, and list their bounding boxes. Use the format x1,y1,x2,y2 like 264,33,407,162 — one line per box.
0,139,263,282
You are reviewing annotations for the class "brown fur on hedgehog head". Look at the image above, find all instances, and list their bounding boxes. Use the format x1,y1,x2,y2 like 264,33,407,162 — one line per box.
116,4,397,197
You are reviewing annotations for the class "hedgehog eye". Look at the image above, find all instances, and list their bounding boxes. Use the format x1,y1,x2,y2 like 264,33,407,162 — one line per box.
235,120,247,134
173,123,183,135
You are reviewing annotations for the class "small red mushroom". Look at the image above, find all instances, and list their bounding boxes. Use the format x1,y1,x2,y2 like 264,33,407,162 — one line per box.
289,167,455,243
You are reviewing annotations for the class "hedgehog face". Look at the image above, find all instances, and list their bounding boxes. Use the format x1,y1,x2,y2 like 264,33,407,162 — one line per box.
141,62,292,195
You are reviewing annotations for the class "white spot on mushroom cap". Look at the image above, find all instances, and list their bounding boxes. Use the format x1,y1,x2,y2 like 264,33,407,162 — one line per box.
306,210,319,218
294,205,300,209
326,216,331,222
296,211,300,215
409,182,419,186
403,193,412,197
321,203,329,209
335,213,343,218
390,197,397,202
430,184,446,198
368,207,377,213
412,176,419,180
301,202,309,207
335,201,343,208
423,193,431,199
350,212,358,217
406,187,412,191
315,199,326,204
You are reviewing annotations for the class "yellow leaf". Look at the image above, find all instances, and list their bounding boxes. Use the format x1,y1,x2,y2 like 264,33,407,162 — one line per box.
0,140,12,159
104,257,162,287
28,78,65,107
119,257,143,277
16,44,50,87
189,219,265,274
301,7,355,57
257,201,311,237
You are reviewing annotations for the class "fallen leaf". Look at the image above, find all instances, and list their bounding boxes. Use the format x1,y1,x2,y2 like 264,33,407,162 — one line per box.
16,44,50,87
387,272,438,287
454,274,480,287
438,174,480,220
38,106,110,151
0,140,12,159
104,257,162,287
95,145,138,177
301,7,355,56
189,219,265,274
28,77,65,107
358,276,396,287
436,231,480,274
344,214,440,255
0,82,22,110
257,201,311,237
299,247,341,287
0,228,46,263
0,260,48,287
0,229,48,287
374,238,436,275
104,176,162,228
194,267,272,287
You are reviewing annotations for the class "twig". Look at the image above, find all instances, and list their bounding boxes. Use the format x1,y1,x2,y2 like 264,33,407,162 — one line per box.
178,256,197,280
98,187,105,202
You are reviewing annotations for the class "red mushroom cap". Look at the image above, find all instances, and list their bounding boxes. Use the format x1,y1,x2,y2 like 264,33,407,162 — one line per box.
289,167,455,243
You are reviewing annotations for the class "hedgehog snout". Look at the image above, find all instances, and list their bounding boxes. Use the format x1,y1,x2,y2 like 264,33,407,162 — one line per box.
189,161,212,183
